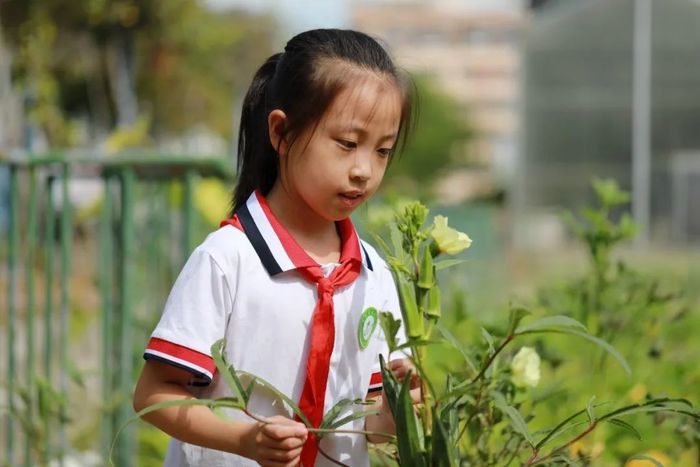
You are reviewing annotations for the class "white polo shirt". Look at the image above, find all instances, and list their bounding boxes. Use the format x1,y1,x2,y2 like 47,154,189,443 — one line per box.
144,192,405,467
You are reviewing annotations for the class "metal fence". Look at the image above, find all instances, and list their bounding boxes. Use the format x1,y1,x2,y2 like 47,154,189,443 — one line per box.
1,154,233,466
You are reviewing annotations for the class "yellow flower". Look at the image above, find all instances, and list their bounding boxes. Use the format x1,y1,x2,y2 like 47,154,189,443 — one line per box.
511,347,541,388
625,450,671,467
627,383,647,403
430,215,472,255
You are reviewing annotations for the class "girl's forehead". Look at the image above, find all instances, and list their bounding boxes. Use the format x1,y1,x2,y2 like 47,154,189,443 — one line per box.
323,76,402,130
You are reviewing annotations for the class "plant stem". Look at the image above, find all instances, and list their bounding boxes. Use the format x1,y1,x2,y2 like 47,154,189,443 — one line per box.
414,344,433,455
471,335,513,384
318,444,350,467
242,409,396,440
526,421,598,465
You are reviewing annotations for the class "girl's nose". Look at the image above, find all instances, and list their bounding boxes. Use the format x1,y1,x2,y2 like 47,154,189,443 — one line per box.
350,153,372,181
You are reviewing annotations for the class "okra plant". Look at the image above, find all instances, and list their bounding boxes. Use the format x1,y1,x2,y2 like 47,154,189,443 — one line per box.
368,200,699,466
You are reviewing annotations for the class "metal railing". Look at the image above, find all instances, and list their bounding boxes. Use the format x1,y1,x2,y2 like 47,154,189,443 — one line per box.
1,153,233,466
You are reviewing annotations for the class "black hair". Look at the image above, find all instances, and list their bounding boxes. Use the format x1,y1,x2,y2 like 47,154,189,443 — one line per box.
230,28,416,214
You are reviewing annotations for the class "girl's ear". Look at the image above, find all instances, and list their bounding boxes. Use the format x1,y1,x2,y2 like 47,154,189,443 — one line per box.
268,109,289,156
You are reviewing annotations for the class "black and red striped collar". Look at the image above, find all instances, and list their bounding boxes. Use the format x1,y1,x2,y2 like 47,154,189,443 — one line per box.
224,191,373,276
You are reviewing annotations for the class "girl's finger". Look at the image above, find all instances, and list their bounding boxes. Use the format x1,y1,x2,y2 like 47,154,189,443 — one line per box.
262,422,308,441
260,432,306,449
258,445,304,463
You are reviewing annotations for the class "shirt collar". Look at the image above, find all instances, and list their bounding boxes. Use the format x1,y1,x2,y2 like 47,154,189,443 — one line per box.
235,191,372,276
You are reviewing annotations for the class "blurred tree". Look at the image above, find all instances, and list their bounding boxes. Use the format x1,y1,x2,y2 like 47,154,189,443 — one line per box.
386,75,472,189
0,0,274,148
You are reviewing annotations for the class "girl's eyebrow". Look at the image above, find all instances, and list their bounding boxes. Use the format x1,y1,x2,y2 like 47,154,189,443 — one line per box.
336,125,397,141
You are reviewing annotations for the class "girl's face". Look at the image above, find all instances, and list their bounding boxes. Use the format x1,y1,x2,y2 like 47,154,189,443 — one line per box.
275,74,402,225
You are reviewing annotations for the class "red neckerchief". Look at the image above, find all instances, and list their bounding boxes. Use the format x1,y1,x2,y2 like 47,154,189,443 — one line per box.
221,191,362,466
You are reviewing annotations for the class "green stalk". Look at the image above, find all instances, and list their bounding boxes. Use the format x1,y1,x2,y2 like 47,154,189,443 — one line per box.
413,293,433,458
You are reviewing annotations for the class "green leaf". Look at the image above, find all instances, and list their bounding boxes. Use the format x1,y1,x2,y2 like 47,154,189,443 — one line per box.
320,398,356,429
598,397,698,422
517,329,631,375
514,315,588,334
434,259,466,271
626,454,663,467
480,327,495,355
237,370,311,427
111,397,243,465
394,339,443,353
326,409,381,431
210,340,247,403
435,323,478,375
431,409,457,467
493,392,535,448
586,396,597,423
606,418,642,440
379,311,402,355
380,355,426,466
506,306,531,335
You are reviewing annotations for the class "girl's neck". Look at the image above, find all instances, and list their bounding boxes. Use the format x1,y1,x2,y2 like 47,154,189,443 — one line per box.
265,184,341,265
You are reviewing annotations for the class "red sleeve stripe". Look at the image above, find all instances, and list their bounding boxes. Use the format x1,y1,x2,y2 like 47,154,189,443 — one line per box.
144,337,216,380
368,371,382,391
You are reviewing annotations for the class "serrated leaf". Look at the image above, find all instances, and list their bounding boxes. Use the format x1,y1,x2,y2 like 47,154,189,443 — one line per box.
514,315,588,334
606,418,642,440
493,392,534,448
379,311,402,355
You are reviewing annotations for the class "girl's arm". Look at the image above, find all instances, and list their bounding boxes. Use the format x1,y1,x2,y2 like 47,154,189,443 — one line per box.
133,359,307,466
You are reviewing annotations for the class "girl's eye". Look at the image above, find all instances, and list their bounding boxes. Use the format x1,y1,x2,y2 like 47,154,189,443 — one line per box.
377,148,393,158
337,139,357,150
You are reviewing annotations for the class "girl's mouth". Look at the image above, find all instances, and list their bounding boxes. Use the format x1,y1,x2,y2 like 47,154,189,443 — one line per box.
339,192,364,208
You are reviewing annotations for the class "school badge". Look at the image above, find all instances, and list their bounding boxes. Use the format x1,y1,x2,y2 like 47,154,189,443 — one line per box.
358,306,378,350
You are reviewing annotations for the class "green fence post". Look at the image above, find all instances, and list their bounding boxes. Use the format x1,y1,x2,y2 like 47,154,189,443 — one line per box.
100,174,114,462
24,166,38,466
6,165,19,465
58,162,72,464
117,168,135,466
43,174,56,465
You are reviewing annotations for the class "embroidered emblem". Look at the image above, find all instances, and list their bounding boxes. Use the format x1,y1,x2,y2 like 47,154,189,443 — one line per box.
358,307,378,350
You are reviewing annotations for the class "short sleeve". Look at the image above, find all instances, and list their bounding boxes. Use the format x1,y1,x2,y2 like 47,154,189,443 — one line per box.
144,247,234,385
368,259,410,394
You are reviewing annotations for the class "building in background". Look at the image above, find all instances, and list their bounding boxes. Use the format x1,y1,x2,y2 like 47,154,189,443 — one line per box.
352,0,527,202
519,0,700,245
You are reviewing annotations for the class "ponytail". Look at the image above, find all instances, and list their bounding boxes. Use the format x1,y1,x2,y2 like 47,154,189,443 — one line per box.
230,30,415,216
231,53,283,214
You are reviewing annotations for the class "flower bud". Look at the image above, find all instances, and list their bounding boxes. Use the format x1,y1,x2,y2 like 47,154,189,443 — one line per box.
511,347,541,388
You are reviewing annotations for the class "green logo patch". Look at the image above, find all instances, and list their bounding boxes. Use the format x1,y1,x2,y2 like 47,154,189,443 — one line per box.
358,307,378,349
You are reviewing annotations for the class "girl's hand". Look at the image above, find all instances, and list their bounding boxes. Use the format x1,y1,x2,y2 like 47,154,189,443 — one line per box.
247,415,308,467
388,358,421,392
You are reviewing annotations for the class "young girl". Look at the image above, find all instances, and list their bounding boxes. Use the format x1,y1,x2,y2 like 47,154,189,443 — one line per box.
133,28,416,467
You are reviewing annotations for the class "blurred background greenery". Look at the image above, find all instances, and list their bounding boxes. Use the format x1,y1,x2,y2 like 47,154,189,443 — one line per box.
1,0,698,466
